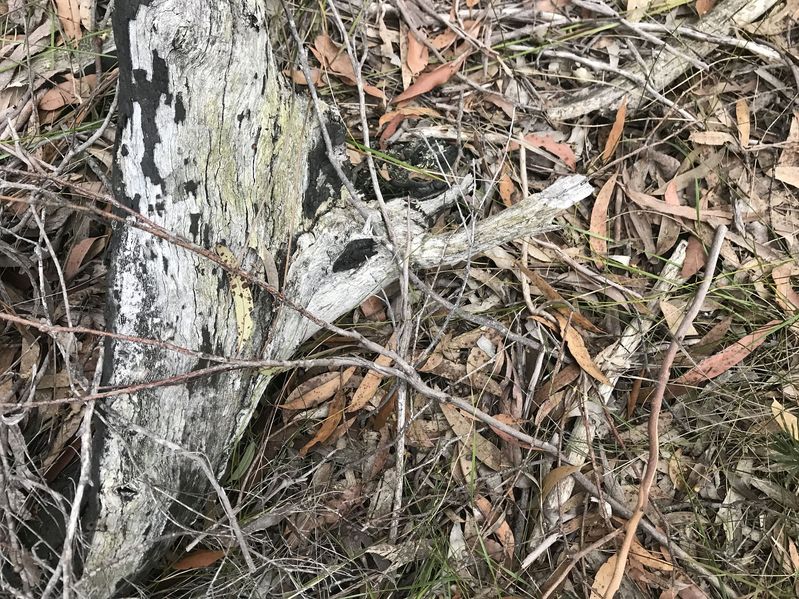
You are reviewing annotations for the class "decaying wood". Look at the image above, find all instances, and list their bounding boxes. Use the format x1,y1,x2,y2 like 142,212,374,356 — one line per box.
69,1,592,596
547,0,781,120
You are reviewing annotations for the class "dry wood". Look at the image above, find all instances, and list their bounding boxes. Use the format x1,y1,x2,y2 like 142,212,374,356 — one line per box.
65,2,592,595
547,0,781,120
606,225,728,597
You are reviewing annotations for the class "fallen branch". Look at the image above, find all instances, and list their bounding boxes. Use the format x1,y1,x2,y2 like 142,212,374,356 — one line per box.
606,225,728,598
548,0,781,120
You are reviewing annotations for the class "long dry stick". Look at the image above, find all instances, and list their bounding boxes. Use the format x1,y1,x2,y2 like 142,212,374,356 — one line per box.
605,225,728,597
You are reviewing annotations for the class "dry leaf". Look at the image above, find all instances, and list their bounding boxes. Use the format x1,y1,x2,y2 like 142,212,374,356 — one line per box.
39,74,97,111
498,169,515,206
696,0,716,15
778,114,799,167
675,321,779,386
440,403,503,470
173,549,225,570
773,263,799,312
535,364,581,405
681,236,707,279
488,413,530,447
406,33,429,77
589,174,617,264
474,496,514,562
377,106,440,127
64,236,105,281
391,53,467,104
517,133,577,170
300,388,345,455
541,464,581,499
535,390,567,425
215,245,253,352
55,0,82,43
379,113,404,149
676,581,710,599
312,35,386,101
421,353,504,396
484,92,515,118
788,538,799,570
590,554,618,598
360,295,386,321
775,166,799,189
283,368,356,410
554,314,610,385
284,68,321,86
398,21,413,89
695,316,732,351
626,188,732,224
660,300,698,337
656,179,682,254
602,97,627,163
521,266,601,333
430,20,481,51
366,539,432,569
348,334,396,412
630,537,673,571
772,399,799,441
534,363,581,422
627,370,644,418
689,131,735,146
735,99,750,147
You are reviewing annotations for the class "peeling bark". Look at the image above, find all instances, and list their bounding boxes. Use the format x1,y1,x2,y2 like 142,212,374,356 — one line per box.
71,1,592,596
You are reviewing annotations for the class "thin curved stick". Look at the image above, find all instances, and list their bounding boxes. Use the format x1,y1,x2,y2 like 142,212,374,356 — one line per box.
606,225,728,597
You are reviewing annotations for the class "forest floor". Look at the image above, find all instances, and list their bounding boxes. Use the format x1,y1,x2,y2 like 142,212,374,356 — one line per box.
3,0,799,597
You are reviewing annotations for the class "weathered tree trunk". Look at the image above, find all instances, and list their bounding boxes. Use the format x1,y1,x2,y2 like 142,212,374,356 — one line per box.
74,1,592,596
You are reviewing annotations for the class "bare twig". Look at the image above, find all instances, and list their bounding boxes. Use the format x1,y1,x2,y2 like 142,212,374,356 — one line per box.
40,347,103,599
540,528,623,599
605,225,728,598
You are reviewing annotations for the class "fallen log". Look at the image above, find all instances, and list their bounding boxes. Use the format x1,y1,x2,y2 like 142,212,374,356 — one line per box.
69,1,593,595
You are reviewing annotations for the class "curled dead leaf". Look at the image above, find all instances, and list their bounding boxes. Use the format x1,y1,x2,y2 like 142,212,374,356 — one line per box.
772,399,799,441
39,74,97,111
55,0,83,43
735,98,750,146
348,333,397,413
625,188,732,224
64,235,106,281
656,179,682,255
541,464,581,499
283,68,321,86
406,33,429,77
681,235,707,279
590,554,618,599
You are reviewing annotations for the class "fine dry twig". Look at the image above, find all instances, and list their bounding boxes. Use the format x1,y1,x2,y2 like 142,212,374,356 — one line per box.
605,224,729,597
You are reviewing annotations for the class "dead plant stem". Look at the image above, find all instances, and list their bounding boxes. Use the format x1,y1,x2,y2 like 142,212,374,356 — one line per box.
605,224,728,598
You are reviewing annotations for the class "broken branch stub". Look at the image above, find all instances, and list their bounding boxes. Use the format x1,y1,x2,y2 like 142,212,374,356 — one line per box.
64,1,592,596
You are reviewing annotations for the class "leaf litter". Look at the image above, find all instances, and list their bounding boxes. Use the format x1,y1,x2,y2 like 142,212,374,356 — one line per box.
6,0,799,597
